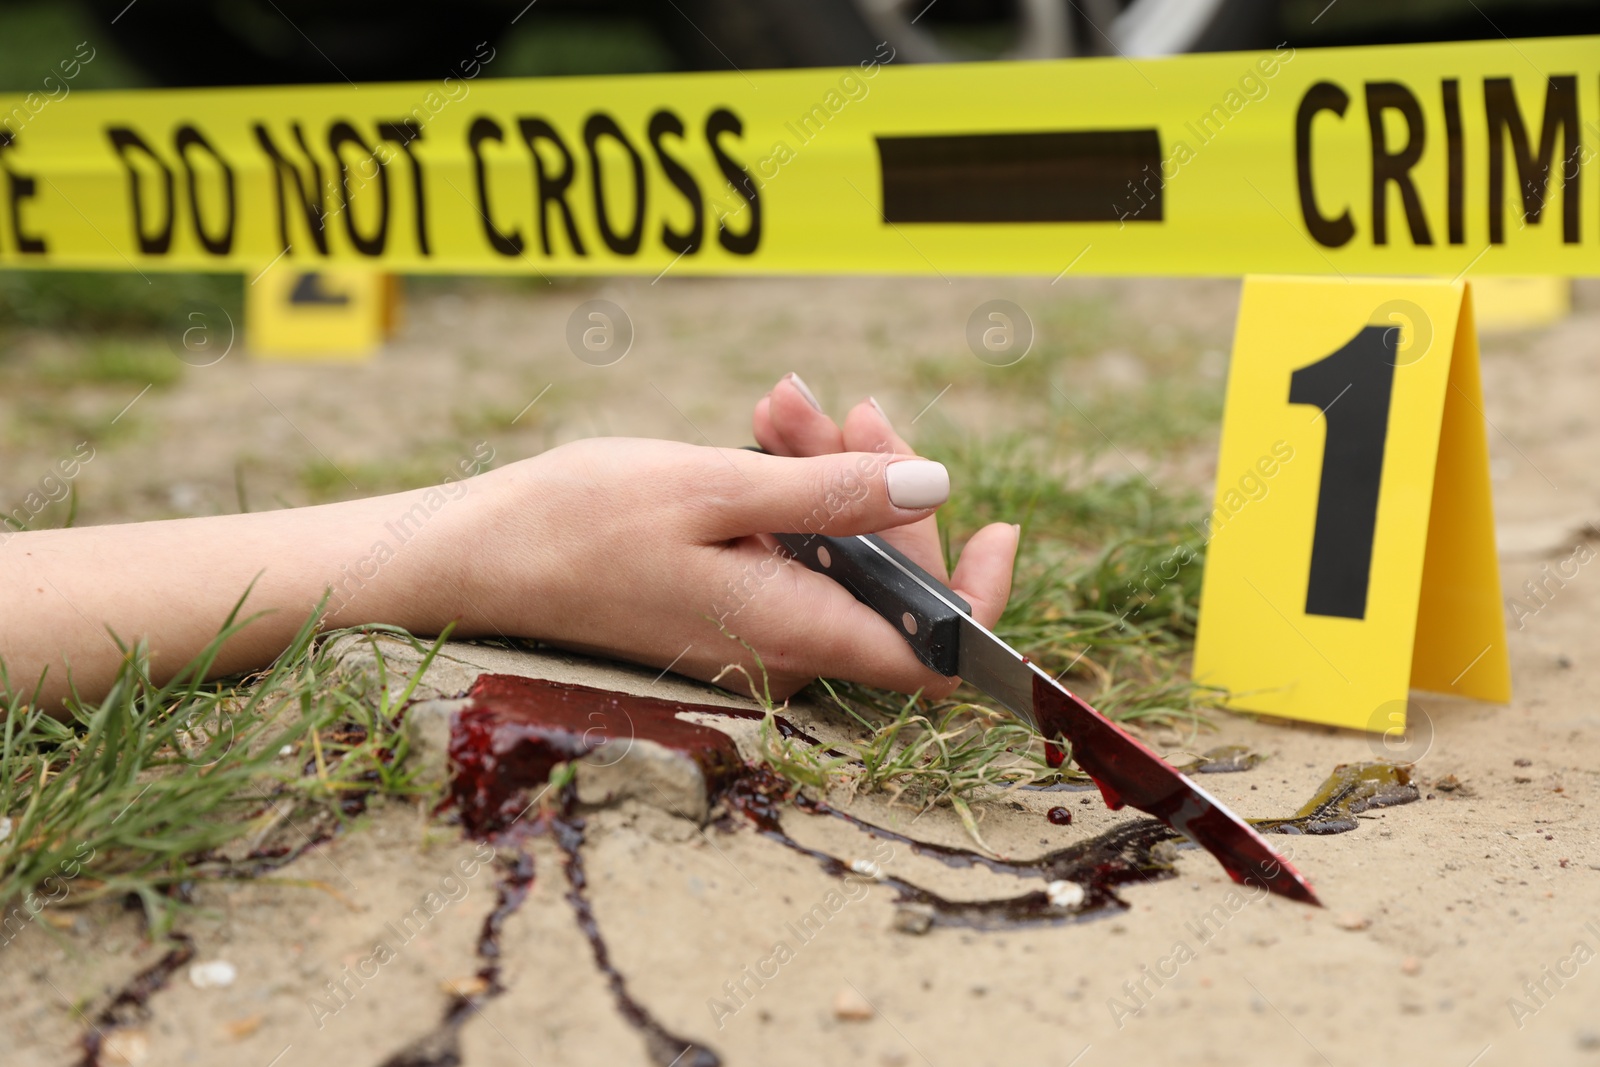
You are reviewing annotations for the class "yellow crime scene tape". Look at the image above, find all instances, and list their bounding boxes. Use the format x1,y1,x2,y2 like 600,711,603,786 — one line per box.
0,35,1595,278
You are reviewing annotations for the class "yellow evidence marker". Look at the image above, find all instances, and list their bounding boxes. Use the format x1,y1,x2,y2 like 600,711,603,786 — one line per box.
1192,276,1509,732
244,268,398,361
1469,276,1571,332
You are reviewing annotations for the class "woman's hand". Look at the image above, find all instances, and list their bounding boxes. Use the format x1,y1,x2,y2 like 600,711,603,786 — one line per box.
754,372,1020,618
450,375,1018,701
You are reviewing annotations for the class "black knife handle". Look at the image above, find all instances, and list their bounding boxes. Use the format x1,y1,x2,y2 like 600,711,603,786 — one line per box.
773,532,969,676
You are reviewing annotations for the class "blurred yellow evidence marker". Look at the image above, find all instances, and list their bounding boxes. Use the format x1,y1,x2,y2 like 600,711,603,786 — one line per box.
1193,276,1509,733
1470,276,1571,332
244,268,398,361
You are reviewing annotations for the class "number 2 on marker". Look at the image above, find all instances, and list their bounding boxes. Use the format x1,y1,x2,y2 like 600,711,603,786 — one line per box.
1288,325,1397,620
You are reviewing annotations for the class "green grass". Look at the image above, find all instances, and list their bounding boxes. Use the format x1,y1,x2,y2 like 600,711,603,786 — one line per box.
906,292,1226,462
33,340,184,388
3,397,129,453
0,2,150,94
297,446,489,503
0,595,444,933
0,273,241,335
452,397,550,438
759,706,1037,854
926,432,1200,545
927,428,1215,701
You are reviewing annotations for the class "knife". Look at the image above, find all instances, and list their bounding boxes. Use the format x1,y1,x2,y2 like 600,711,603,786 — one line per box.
773,529,1320,906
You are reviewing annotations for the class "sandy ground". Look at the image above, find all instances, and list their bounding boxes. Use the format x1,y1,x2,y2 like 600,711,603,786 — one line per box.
2,276,1599,1066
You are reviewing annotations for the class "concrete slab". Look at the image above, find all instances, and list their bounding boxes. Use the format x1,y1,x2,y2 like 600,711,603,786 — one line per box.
324,635,779,824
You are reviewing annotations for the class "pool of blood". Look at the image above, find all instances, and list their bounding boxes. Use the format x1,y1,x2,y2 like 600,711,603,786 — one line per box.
428,673,1420,1067
726,759,1416,932
447,674,750,837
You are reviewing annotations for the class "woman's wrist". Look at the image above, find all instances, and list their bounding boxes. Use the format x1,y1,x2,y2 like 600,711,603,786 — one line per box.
310,478,485,638
403,455,550,641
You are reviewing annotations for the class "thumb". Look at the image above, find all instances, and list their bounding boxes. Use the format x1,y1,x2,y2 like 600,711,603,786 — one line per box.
705,448,950,539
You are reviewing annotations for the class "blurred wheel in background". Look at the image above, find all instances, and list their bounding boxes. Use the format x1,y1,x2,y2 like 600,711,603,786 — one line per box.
844,0,1275,62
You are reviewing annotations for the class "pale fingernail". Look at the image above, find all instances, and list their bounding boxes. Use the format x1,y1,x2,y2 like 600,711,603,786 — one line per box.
868,395,892,425
886,459,949,509
785,372,822,412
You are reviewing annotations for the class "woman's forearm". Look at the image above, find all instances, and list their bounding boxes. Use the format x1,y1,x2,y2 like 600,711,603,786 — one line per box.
0,483,475,709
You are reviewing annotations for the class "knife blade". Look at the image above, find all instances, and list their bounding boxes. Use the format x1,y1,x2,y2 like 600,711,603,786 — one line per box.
774,529,1320,906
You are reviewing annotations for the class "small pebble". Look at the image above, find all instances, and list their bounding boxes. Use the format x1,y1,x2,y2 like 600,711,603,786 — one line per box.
1514,758,1532,767
891,904,934,935
1400,957,1421,975
850,859,885,880
188,960,237,989
100,1028,150,1066
278,745,294,757
1046,880,1086,909
833,987,875,1021
1335,913,1371,931
1047,807,1073,826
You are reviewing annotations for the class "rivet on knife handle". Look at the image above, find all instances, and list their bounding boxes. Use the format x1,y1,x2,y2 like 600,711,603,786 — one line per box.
773,532,968,676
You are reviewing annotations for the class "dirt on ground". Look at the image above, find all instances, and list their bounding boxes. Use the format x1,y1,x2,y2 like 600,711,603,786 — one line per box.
2,276,1598,1067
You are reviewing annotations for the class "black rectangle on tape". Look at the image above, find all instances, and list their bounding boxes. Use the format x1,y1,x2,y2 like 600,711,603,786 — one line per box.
875,129,1162,224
